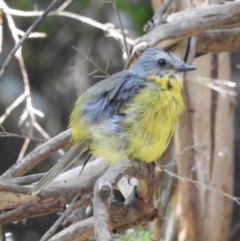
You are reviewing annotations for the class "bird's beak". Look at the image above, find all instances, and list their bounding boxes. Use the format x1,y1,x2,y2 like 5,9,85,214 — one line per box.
174,63,196,72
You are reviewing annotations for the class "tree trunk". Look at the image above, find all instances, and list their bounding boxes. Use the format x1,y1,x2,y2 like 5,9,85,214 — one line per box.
151,1,234,240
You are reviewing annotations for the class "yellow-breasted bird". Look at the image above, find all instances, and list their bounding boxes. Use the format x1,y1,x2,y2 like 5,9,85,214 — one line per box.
31,48,196,194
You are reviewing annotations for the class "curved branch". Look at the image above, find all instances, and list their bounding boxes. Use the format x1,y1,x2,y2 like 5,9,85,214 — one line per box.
5,9,135,45
136,1,240,50
0,158,108,211
93,178,113,241
48,161,157,241
2,129,71,178
49,217,94,241
93,160,156,240
40,194,91,241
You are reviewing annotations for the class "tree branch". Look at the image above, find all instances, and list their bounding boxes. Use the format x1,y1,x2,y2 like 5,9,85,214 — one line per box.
196,28,240,54
40,194,91,241
47,161,157,241
135,1,240,51
1,130,71,178
92,160,156,240
0,0,60,80
0,158,108,212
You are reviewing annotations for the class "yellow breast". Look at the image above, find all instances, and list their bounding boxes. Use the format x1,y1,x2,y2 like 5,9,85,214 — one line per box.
123,76,184,163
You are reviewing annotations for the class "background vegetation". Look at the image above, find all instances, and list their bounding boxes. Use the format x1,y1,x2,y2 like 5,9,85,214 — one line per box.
0,0,239,240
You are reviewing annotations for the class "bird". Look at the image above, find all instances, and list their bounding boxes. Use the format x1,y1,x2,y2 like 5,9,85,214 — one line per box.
30,47,196,194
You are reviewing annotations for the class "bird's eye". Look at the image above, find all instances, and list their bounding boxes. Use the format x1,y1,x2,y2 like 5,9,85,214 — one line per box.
157,59,166,67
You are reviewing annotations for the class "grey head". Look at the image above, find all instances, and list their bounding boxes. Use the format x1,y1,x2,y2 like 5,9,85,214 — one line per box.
131,48,196,79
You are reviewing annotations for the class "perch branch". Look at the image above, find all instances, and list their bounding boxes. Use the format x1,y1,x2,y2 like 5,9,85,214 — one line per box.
94,178,113,241
48,161,157,241
93,160,156,240
0,158,108,214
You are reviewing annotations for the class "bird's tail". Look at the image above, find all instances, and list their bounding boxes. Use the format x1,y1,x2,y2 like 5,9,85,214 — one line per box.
30,142,86,195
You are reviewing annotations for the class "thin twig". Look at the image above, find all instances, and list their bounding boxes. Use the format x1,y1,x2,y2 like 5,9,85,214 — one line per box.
0,182,29,193
190,76,237,96
0,94,26,124
143,0,175,33
0,0,64,159
16,29,47,38
2,2,40,158
40,194,91,241
9,174,45,185
186,36,197,64
0,0,60,80
0,131,43,141
32,121,65,156
5,9,135,45
111,0,129,57
55,0,72,12
16,53,35,159
162,168,240,205
73,47,110,77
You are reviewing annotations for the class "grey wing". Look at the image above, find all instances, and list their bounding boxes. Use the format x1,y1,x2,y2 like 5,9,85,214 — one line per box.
80,70,145,124
30,72,145,195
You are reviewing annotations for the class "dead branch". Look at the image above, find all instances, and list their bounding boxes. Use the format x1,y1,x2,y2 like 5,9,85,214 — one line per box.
49,217,94,241
0,189,90,225
144,0,175,32
197,28,240,54
5,8,135,46
0,195,67,225
135,1,240,51
0,158,108,212
6,1,240,57
93,160,156,240
162,167,240,205
31,157,108,195
47,161,157,241
93,178,113,241
9,174,44,185
0,181,29,193
111,0,129,56
0,0,60,80
40,194,91,241
0,160,157,241
1,129,71,178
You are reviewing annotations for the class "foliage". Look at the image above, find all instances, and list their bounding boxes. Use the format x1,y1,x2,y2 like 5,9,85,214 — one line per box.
114,226,152,241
